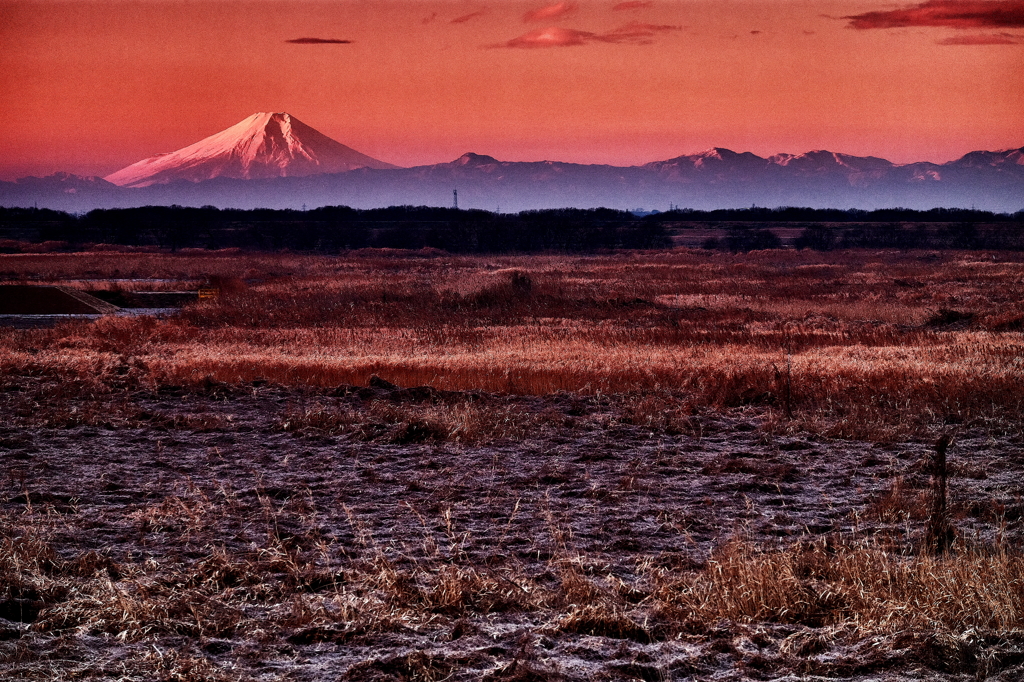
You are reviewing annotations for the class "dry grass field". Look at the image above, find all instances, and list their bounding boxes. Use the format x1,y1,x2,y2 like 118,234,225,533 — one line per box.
2,247,1024,680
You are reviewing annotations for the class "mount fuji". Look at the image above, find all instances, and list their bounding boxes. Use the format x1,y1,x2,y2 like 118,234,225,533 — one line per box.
104,112,398,188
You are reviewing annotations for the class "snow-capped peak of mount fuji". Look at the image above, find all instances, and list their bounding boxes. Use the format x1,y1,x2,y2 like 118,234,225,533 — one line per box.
104,113,398,188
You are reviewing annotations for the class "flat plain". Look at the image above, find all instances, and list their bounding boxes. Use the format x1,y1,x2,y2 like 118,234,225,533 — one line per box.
2,248,1023,680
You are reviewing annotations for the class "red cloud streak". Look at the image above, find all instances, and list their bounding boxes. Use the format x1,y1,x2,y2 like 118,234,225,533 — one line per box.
523,2,578,23
601,22,681,42
502,26,594,47
496,22,679,48
846,0,1024,29
451,11,486,24
937,31,1024,41
612,1,654,10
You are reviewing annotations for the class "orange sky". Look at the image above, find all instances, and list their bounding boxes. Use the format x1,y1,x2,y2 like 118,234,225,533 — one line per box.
1,0,1022,179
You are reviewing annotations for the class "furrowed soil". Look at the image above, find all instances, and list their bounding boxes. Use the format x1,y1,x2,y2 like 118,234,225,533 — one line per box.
2,249,1024,680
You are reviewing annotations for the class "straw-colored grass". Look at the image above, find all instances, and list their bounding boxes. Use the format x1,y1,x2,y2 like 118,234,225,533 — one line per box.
653,539,1024,634
2,249,1023,440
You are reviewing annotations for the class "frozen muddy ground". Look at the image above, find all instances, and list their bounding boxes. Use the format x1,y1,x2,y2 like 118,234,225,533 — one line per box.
2,383,1023,681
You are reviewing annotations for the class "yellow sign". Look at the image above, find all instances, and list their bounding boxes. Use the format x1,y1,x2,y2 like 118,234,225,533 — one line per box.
198,288,219,300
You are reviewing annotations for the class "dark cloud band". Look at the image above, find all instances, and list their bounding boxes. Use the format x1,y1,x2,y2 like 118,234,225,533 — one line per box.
845,1,1024,30
613,1,654,10
286,38,353,44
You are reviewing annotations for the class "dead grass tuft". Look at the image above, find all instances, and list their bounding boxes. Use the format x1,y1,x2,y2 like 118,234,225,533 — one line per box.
653,538,1024,638
555,603,652,643
276,399,548,444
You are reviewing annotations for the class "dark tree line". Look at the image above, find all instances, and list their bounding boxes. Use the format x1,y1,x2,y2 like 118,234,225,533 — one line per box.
642,206,1023,252
791,222,1024,251
643,206,1024,224
695,222,1024,253
2,204,1022,253
0,205,669,253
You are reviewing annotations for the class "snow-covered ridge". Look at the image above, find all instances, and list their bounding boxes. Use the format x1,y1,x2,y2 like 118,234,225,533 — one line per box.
105,113,398,188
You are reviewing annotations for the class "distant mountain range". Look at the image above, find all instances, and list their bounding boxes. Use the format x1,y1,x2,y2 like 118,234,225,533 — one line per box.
2,113,1022,212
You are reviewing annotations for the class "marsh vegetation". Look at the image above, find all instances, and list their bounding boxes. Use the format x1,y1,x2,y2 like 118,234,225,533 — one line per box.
2,248,1023,680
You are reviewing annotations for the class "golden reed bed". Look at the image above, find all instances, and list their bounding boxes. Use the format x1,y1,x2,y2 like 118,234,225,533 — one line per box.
3,248,1022,441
